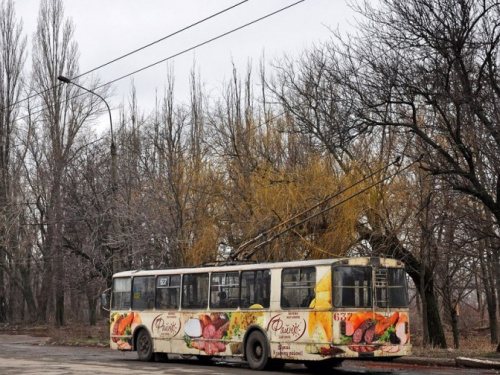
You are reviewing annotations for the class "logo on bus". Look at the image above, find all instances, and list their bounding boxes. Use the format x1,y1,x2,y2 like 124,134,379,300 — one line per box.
267,313,307,341
152,314,182,337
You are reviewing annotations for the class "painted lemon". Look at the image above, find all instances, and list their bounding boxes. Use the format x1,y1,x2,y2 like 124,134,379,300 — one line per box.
315,270,331,293
308,297,332,341
316,291,331,304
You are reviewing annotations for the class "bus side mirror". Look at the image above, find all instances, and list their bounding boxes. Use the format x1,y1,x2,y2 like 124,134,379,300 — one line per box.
101,289,111,311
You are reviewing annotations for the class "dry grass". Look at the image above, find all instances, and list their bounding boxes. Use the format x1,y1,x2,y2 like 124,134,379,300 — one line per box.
45,320,109,346
403,301,500,359
409,324,500,359
0,320,109,347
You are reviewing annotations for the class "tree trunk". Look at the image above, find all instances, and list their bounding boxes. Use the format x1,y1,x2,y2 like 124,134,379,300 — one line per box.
55,287,64,327
451,307,459,349
481,247,498,344
419,275,447,348
88,295,97,326
0,0,27,325
419,259,429,345
0,294,6,323
18,248,37,322
37,257,52,323
444,275,460,349
359,226,447,348
0,257,6,323
493,249,500,342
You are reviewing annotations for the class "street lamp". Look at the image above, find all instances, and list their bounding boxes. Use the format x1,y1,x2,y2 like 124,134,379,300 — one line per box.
57,76,116,169
57,75,119,273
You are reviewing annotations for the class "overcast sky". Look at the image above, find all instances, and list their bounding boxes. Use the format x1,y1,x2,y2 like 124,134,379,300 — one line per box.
14,0,356,122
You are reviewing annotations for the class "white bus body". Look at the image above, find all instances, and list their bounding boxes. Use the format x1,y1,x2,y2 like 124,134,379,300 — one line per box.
108,257,411,370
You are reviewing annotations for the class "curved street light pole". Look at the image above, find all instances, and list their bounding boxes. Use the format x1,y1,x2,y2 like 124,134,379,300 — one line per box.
57,76,117,170
58,75,119,275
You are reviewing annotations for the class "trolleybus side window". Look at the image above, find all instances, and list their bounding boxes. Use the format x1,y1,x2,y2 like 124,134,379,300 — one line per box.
210,272,239,308
112,277,131,310
182,273,209,309
240,270,271,308
156,275,180,309
281,267,316,308
132,276,155,310
333,266,372,307
376,268,409,308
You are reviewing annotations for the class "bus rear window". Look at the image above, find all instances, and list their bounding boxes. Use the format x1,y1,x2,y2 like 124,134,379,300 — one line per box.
376,268,409,308
112,277,131,310
333,266,372,308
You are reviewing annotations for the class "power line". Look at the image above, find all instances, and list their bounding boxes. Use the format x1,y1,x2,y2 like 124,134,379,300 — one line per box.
89,0,306,91
6,0,250,112
14,0,306,123
241,155,421,261
71,0,250,81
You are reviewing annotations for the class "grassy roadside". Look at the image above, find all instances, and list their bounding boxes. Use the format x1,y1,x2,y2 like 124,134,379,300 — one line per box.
410,331,500,359
47,320,110,347
0,320,110,347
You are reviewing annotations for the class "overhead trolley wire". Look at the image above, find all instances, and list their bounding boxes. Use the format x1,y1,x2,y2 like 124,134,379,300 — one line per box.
238,155,423,261
6,0,250,112
88,0,306,91
71,0,250,81
13,0,305,123
229,157,402,261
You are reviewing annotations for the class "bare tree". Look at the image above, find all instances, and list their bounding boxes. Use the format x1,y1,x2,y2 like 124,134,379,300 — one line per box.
344,0,500,344
266,0,500,348
61,138,112,324
267,40,449,347
0,0,26,323
337,0,500,234
29,0,86,325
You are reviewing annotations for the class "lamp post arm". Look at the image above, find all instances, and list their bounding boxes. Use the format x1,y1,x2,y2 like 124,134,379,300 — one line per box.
58,76,115,154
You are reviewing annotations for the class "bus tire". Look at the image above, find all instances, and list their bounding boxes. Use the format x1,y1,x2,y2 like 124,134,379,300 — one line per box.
136,329,154,362
245,330,269,371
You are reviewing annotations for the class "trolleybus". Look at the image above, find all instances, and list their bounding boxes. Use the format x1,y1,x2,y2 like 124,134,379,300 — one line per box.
105,256,411,371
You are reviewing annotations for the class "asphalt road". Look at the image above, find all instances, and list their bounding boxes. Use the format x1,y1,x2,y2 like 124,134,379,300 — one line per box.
0,334,498,375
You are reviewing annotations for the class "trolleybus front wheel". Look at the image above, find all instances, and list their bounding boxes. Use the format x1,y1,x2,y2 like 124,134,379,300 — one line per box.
136,329,154,362
245,331,269,371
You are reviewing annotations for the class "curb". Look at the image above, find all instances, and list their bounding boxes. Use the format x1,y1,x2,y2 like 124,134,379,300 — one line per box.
396,356,500,370
455,357,500,370
394,356,456,367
